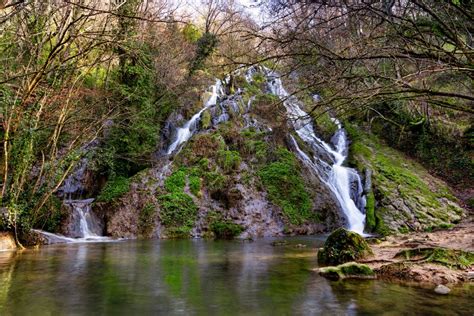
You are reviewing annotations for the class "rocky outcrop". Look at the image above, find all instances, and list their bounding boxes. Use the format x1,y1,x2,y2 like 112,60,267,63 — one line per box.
348,128,465,234
317,228,373,265
0,232,16,252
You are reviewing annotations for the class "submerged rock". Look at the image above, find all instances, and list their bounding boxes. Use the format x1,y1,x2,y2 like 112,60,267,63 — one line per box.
317,228,373,265
318,262,375,280
434,284,451,295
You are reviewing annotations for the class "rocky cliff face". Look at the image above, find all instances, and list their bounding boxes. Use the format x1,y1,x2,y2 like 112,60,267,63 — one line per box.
95,69,346,239
89,69,466,239
348,129,465,235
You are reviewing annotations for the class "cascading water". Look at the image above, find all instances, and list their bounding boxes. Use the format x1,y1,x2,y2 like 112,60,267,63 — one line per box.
264,70,367,235
166,80,223,155
35,158,108,243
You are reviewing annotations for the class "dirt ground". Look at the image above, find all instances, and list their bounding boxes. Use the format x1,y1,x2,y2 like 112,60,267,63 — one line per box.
358,217,473,285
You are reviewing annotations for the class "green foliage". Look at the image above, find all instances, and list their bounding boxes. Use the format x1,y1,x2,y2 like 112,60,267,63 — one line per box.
100,42,179,178
158,192,198,238
138,203,157,238
97,177,131,202
189,32,218,75
258,148,313,225
210,220,244,239
41,196,66,233
182,24,202,42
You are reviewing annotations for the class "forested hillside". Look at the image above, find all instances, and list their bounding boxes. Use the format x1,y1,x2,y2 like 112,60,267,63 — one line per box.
0,0,471,245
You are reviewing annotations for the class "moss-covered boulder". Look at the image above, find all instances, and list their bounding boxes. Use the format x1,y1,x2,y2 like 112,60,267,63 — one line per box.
318,262,375,280
318,228,373,265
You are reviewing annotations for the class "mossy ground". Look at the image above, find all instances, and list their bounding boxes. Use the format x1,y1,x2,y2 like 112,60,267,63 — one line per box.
346,124,464,235
395,247,474,269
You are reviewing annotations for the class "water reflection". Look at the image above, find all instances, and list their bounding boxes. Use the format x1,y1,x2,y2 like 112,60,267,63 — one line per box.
0,238,472,315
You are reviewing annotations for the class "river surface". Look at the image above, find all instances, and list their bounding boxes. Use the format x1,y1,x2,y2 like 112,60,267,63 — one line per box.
0,237,472,315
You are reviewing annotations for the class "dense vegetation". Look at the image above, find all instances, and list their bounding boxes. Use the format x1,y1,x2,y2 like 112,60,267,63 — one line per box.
0,0,471,243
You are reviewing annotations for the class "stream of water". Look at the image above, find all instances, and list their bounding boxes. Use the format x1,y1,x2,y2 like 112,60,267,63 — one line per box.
0,238,471,315
264,70,367,235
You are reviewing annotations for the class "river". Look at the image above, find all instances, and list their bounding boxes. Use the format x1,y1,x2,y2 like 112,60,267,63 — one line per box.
0,238,472,315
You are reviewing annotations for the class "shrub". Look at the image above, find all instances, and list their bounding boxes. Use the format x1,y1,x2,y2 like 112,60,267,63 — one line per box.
97,177,131,202
158,192,197,238
210,220,244,239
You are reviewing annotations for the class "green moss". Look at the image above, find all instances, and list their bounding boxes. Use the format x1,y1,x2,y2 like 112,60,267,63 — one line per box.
365,191,376,231
97,176,131,202
158,192,197,238
189,175,201,197
217,149,241,173
314,112,338,141
210,220,244,239
258,148,313,225
203,171,228,192
348,124,464,234
319,262,375,280
201,110,211,129
318,228,374,265
164,169,187,193
138,203,156,238
396,247,474,269
398,226,409,234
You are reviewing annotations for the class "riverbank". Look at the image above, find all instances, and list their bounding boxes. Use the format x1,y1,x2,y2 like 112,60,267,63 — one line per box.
359,217,473,285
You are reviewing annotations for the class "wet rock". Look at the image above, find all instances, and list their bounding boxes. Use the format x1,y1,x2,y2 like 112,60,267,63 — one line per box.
319,262,375,280
271,240,289,246
434,284,451,295
318,228,373,265
0,232,16,251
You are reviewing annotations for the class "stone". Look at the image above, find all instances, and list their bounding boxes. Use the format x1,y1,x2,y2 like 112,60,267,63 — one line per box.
319,262,376,280
434,284,451,295
318,228,373,265
0,232,16,251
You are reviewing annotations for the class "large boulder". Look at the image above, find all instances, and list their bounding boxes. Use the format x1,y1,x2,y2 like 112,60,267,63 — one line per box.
318,228,373,265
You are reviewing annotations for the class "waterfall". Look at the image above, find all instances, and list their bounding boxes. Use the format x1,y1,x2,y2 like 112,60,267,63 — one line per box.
264,70,367,235
35,156,110,243
166,80,223,155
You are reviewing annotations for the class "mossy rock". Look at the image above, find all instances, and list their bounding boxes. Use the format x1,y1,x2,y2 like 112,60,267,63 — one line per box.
318,228,373,265
210,220,244,239
395,247,474,269
319,262,375,280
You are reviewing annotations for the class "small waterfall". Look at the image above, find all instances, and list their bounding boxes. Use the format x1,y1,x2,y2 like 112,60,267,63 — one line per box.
264,70,367,235
166,80,223,155
35,155,109,243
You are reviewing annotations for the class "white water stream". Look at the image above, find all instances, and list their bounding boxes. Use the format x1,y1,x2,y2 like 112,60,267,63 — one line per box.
264,71,367,235
166,80,223,155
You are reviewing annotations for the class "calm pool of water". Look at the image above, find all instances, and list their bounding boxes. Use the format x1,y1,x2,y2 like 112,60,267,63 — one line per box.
0,237,472,315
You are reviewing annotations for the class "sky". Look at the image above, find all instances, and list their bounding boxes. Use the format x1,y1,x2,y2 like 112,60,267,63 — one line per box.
180,0,265,22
